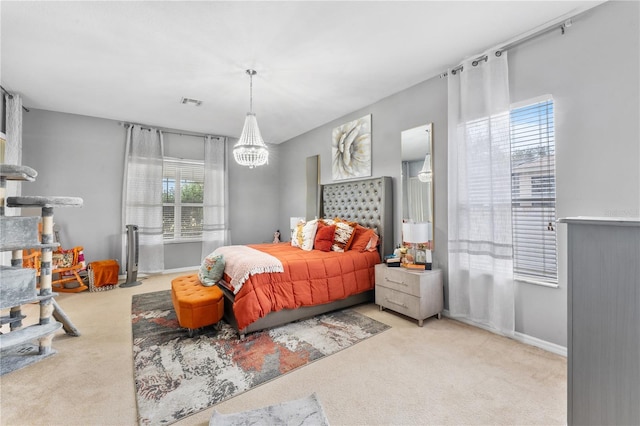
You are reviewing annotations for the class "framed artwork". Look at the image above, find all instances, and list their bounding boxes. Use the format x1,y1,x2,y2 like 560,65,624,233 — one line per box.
331,114,371,181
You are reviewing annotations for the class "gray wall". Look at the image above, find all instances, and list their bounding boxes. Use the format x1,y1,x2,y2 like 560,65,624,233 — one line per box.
277,0,639,347
21,110,280,271
228,142,281,245
22,110,126,267
277,76,448,254
509,0,639,346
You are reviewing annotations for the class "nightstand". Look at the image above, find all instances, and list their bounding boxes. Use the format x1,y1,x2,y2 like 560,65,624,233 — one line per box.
375,263,443,326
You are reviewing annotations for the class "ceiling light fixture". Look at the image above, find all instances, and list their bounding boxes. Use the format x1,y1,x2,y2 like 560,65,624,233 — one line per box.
233,69,269,169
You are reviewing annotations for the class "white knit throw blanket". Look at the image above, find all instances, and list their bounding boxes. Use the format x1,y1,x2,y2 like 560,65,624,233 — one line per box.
214,245,284,295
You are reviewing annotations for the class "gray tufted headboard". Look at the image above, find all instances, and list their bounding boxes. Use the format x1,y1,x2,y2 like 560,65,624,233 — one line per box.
320,176,393,258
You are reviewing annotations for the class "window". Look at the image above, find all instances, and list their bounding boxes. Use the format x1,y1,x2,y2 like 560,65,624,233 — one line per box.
162,158,204,241
510,97,557,283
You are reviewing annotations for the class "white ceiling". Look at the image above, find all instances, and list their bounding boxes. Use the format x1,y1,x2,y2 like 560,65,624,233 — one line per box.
1,1,603,144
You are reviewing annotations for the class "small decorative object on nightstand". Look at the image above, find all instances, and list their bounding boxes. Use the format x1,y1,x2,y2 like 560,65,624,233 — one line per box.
375,263,443,326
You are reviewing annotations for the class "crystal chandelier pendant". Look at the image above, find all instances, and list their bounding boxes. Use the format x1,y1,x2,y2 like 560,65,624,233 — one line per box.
233,70,269,168
234,113,268,168
417,154,432,182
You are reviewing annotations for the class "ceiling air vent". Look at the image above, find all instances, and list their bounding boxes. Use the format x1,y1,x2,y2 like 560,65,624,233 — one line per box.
180,97,202,106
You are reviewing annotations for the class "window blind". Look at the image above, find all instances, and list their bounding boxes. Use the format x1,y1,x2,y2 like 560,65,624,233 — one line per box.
162,158,204,240
510,98,557,282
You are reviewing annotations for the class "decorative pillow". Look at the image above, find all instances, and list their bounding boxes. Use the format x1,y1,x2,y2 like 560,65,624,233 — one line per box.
292,219,318,251
76,248,86,269
334,217,357,227
291,223,303,248
319,218,335,226
198,253,225,286
365,232,380,252
290,218,306,248
331,221,356,252
53,251,74,268
334,218,360,249
349,225,375,252
314,223,336,252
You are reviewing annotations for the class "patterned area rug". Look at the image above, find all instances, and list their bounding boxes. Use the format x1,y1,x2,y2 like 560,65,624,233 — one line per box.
131,290,389,425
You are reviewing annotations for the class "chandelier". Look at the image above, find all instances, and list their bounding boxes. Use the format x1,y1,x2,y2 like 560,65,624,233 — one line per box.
233,69,269,168
417,153,432,182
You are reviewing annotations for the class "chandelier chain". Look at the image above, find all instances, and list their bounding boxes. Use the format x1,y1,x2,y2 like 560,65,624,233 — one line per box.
249,72,253,113
247,69,256,113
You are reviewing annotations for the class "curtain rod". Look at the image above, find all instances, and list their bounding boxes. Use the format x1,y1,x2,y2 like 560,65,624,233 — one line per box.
118,121,226,140
0,84,31,112
440,5,594,78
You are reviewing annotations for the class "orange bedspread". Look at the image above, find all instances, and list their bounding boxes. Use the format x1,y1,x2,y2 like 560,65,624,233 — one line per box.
225,243,380,330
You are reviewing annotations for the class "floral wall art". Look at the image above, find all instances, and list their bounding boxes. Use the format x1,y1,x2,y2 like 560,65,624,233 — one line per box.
331,114,371,181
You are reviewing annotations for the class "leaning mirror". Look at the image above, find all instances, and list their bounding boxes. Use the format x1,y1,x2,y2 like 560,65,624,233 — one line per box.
401,123,434,262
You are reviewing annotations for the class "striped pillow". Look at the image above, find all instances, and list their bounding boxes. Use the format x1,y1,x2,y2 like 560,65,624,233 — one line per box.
331,221,356,252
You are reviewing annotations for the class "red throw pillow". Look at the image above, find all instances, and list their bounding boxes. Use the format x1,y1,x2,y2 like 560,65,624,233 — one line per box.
349,225,375,252
314,224,336,252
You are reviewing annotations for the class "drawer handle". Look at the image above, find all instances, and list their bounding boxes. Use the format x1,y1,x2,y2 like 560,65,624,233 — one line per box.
385,298,408,309
385,277,408,286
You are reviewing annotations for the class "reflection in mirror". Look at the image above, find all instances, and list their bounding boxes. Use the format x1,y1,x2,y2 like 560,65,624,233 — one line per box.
401,123,434,252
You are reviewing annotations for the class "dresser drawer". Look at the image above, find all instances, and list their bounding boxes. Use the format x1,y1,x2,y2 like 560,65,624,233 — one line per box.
376,266,422,296
375,285,421,319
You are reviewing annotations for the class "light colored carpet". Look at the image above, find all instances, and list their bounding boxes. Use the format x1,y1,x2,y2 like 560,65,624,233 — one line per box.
0,271,567,425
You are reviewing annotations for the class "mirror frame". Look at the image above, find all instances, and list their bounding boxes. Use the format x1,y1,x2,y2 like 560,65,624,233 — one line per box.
401,122,434,251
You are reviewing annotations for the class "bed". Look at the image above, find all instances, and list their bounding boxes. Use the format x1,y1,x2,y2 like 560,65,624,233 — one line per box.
219,176,393,337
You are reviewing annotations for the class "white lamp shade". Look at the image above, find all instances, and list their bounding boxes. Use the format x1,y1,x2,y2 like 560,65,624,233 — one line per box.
402,222,431,243
290,217,305,230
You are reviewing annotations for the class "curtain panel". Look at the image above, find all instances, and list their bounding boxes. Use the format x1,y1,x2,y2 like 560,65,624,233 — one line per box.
447,50,515,335
122,125,165,274
407,176,431,223
201,136,230,259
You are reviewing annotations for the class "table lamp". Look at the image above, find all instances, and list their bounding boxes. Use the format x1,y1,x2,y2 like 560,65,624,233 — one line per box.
402,222,432,268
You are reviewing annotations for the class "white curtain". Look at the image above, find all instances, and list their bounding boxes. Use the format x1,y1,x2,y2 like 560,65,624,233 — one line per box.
407,176,431,223
201,136,230,259
122,125,165,273
447,50,515,335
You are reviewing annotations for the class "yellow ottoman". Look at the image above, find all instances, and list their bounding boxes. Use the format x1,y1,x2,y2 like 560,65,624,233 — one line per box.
171,274,224,337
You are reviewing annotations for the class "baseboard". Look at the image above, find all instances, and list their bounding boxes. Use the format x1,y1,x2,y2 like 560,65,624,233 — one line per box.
442,310,567,357
162,266,199,275
513,331,567,357
117,266,199,280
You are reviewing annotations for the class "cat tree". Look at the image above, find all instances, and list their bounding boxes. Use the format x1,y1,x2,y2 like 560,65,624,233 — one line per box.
0,164,82,375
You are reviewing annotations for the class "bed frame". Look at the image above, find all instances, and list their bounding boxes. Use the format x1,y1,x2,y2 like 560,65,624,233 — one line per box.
221,176,393,337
